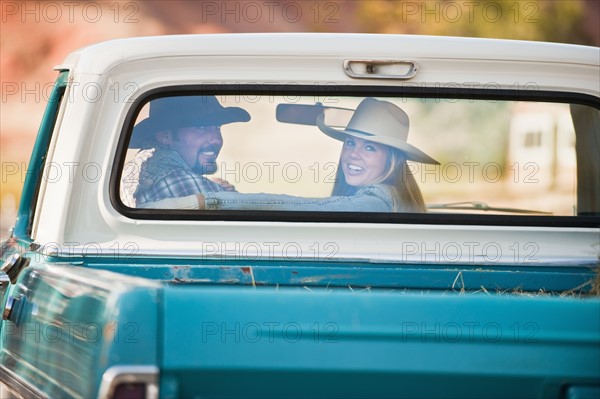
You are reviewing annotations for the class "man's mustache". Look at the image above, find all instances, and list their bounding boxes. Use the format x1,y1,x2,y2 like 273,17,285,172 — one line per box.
193,144,221,175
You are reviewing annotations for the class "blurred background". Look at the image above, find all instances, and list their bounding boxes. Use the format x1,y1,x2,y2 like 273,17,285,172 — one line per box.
1,0,599,237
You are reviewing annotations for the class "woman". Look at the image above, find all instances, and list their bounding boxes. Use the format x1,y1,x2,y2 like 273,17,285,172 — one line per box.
138,98,439,212
321,97,438,212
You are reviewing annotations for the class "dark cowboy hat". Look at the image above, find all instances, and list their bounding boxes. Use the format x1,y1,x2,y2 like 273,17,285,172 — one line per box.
317,97,439,165
129,95,250,148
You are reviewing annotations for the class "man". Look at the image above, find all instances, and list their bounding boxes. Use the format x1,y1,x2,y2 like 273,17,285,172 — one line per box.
128,95,250,207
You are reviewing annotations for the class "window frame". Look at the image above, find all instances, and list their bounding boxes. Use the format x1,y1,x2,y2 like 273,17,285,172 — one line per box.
13,72,68,241
109,84,600,228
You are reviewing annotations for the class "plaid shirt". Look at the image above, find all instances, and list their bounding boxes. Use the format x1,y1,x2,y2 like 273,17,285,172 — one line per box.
135,169,224,206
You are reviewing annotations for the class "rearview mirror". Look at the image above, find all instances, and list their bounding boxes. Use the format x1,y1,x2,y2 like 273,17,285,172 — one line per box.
276,103,354,128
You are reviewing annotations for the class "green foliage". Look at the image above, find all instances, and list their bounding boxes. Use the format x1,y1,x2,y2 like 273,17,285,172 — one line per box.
356,0,591,45
408,99,510,166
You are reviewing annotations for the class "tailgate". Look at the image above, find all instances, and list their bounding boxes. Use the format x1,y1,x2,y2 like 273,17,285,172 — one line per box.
160,285,600,399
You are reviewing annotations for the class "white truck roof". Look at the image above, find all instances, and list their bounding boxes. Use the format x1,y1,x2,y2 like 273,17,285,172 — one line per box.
56,33,600,75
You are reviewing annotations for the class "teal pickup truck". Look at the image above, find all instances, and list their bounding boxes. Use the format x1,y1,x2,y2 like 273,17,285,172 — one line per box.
1,34,599,399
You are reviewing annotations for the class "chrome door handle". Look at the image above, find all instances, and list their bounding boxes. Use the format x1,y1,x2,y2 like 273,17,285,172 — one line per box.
343,60,419,80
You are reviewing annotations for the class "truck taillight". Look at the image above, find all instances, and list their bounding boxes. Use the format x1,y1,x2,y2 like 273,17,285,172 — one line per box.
112,382,147,399
99,366,158,399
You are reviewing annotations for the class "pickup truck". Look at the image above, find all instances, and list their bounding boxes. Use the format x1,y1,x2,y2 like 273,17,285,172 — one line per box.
1,34,599,399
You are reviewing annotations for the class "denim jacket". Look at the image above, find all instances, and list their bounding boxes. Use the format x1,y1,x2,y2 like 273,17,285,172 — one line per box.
203,184,396,212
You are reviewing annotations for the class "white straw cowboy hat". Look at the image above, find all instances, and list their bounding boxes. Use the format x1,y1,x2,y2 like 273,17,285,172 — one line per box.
317,97,439,165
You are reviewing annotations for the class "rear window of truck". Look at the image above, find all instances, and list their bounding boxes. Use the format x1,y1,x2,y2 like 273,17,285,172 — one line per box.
112,87,600,226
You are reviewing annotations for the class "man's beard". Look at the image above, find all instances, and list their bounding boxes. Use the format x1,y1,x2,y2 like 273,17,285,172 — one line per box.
194,161,218,175
193,144,220,175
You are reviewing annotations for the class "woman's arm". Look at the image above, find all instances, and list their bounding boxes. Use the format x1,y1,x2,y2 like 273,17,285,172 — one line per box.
137,194,203,209
136,185,395,212
204,192,388,212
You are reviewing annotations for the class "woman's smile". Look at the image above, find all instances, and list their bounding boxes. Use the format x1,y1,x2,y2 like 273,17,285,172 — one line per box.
340,136,388,186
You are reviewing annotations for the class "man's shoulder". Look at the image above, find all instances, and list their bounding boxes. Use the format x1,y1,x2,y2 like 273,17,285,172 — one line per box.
153,168,220,190
135,168,223,206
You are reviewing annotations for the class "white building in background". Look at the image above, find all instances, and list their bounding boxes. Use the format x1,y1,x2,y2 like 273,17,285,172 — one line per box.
507,102,577,191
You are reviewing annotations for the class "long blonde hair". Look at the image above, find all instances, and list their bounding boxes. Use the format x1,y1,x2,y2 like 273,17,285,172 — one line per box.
331,146,426,212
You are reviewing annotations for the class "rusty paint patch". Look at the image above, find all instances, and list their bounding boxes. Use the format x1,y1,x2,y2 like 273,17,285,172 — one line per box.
219,278,240,283
297,274,354,284
171,278,213,283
